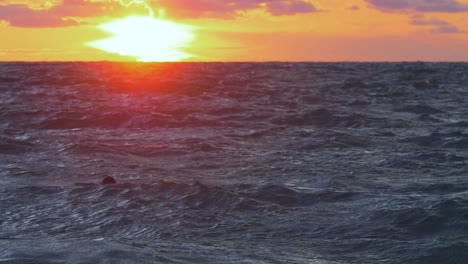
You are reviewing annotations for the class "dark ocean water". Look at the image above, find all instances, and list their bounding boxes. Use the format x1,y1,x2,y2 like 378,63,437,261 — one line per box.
1,62,468,263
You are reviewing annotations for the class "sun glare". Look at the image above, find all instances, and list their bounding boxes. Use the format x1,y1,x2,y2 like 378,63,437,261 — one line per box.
87,16,195,62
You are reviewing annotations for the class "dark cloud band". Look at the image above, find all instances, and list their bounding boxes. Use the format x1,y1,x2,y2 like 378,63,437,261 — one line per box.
0,0,319,28
365,0,468,13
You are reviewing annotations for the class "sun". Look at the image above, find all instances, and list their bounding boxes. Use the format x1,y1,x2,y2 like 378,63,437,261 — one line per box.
87,16,196,62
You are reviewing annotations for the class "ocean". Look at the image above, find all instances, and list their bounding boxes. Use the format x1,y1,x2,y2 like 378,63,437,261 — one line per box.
0,62,467,263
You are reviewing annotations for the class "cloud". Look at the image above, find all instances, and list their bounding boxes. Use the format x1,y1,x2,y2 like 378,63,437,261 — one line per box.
365,0,468,13
266,1,318,16
431,25,463,33
0,0,320,27
156,0,320,18
409,14,464,34
365,1,467,34
0,4,78,27
0,0,123,27
346,5,360,11
410,14,449,26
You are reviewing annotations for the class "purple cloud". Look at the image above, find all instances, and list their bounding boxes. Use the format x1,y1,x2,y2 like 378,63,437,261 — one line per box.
0,0,320,27
266,1,318,16
410,15,449,26
365,0,468,13
0,4,78,27
158,0,320,18
431,25,463,33
0,0,123,27
365,1,467,34
347,5,360,11
409,14,464,34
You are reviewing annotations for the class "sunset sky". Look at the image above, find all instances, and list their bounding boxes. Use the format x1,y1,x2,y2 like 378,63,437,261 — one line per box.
1,0,468,61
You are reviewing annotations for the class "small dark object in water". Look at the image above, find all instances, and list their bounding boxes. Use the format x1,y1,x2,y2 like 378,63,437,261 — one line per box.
102,176,116,185
162,178,178,184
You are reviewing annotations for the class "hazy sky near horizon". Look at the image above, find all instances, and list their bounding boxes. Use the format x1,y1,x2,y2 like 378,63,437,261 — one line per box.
1,0,468,61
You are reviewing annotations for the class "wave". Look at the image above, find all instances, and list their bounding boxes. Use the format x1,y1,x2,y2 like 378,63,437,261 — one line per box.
2,62,468,263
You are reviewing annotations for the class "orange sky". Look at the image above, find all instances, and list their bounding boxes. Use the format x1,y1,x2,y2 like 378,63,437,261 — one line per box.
1,0,468,61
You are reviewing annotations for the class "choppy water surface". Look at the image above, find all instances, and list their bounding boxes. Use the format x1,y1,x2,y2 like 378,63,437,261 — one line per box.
1,62,468,263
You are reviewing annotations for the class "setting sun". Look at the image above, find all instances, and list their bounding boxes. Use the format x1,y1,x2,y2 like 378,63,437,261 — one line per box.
87,16,196,62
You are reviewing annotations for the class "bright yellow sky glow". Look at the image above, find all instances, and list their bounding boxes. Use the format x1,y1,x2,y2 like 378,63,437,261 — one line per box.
87,16,195,62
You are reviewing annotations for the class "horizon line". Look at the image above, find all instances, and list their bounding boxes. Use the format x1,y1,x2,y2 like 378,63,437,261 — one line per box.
1,60,468,63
